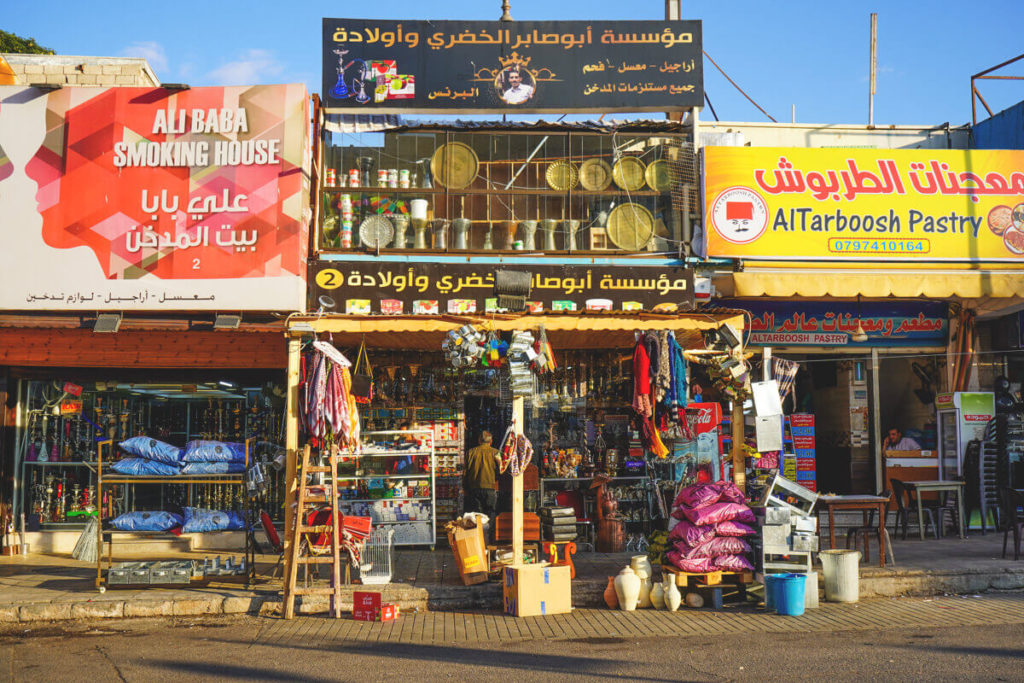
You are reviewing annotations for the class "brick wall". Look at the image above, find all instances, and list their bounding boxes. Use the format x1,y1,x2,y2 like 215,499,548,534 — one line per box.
0,329,285,368
1,54,160,87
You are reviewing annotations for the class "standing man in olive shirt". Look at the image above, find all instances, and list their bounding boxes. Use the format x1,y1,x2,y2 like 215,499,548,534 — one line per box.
464,431,499,523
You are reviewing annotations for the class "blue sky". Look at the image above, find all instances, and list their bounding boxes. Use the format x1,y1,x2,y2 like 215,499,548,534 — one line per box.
6,1,1023,125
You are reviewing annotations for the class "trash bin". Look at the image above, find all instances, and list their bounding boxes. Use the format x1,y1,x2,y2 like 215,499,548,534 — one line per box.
763,573,783,611
775,573,806,616
804,571,819,609
820,549,861,603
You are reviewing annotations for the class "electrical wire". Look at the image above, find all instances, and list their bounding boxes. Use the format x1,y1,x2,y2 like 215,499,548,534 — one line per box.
703,50,777,123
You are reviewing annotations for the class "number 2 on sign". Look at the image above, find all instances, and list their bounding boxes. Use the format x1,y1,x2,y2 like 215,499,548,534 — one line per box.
192,258,200,270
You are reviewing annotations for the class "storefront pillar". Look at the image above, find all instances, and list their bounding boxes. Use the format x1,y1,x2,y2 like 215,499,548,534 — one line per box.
283,337,301,586
511,396,524,566
871,348,883,493
731,401,745,493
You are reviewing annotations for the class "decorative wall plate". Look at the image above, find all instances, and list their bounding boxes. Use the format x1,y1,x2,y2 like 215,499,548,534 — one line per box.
607,203,654,251
579,158,613,191
430,142,479,189
612,156,646,192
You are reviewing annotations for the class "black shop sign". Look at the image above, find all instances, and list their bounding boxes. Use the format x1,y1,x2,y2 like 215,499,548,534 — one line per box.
322,18,703,114
311,261,694,314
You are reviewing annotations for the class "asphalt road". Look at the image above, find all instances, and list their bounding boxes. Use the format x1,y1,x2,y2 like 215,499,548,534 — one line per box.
0,615,1021,682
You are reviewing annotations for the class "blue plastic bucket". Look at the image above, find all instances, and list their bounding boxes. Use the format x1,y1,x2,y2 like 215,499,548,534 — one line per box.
775,573,806,616
763,574,784,611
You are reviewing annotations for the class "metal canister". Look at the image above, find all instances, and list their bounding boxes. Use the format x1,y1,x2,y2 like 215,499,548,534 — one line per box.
340,221,353,248
348,168,361,188
339,194,352,210
325,168,337,187
399,169,411,188
388,169,399,188
377,169,389,187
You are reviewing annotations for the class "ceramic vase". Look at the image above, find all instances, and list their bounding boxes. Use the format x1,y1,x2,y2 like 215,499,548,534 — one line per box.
392,216,409,249
664,575,682,612
631,555,653,579
650,580,665,609
563,219,580,251
637,576,653,608
540,219,559,251
452,218,471,250
519,220,538,250
615,567,641,611
603,576,619,609
431,219,449,250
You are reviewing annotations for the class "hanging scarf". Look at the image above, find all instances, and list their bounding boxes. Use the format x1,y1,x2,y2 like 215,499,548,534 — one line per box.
655,330,671,403
632,338,653,418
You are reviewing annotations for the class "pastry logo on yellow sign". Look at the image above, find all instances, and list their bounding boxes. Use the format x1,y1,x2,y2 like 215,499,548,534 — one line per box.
709,186,769,244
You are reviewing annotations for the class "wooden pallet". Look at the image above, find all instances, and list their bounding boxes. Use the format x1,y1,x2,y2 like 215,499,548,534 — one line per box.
661,566,754,588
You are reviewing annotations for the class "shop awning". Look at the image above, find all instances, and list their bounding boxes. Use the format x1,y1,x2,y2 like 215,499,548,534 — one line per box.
731,266,1024,299
286,310,744,351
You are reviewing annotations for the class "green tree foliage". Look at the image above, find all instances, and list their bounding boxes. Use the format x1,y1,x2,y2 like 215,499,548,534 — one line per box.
0,30,55,55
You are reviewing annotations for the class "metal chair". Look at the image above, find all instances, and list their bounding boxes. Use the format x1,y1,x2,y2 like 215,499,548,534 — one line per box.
845,490,896,566
891,478,939,540
998,487,1024,560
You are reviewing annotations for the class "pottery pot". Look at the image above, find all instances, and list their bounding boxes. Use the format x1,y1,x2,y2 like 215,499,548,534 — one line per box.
603,576,619,609
615,567,641,611
631,555,653,579
650,580,665,609
663,575,682,612
637,576,653,608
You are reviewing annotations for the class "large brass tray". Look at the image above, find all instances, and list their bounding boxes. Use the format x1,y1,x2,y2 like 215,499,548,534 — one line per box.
579,158,613,191
606,203,654,251
430,142,479,189
612,156,646,192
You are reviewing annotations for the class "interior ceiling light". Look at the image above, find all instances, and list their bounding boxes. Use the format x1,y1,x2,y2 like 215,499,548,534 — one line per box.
851,322,869,343
93,313,122,333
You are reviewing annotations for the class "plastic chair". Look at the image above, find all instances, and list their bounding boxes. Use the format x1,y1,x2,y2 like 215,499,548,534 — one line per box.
998,488,1024,560
891,479,939,540
554,489,595,551
845,490,895,566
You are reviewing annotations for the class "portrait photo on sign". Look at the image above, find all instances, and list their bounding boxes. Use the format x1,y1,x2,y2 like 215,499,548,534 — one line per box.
494,66,536,105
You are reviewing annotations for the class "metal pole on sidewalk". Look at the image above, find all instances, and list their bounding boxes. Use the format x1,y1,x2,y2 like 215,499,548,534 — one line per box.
283,337,301,589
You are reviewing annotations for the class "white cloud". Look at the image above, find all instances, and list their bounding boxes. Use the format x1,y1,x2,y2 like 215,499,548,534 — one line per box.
121,41,168,74
205,49,284,86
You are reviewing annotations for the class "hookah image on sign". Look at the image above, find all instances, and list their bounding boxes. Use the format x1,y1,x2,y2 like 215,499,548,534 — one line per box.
330,49,415,104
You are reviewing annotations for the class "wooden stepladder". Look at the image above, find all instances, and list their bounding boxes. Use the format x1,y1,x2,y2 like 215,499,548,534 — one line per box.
283,444,343,619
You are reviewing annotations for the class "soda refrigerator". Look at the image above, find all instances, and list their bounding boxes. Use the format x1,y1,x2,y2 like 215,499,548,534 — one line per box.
936,392,995,479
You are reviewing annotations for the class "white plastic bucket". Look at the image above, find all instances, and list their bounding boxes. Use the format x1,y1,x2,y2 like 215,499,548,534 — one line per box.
820,549,861,603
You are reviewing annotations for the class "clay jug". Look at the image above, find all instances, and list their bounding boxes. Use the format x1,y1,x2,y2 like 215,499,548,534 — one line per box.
664,575,682,612
615,567,641,611
650,580,665,609
637,576,652,608
630,555,653,579
603,576,619,609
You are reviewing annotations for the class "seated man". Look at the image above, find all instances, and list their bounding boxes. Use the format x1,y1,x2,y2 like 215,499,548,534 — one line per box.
883,426,921,451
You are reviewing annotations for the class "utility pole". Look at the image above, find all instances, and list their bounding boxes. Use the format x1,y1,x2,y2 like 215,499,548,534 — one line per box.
868,13,877,126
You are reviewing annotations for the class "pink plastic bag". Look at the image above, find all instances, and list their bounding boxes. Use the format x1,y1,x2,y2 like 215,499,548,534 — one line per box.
665,551,715,573
673,483,722,509
683,536,751,559
669,521,716,546
670,505,690,520
715,482,747,504
715,520,757,537
683,501,756,526
713,553,755,571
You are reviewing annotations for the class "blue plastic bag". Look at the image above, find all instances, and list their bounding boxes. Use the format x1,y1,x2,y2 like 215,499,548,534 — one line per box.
182,440,246,463
118,436,182,464
111,457,181,476
109,511,182,532
182,507,246,533
180,462,246,475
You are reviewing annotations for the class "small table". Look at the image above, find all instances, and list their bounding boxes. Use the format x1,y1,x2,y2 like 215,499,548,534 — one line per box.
902,480,966,540
816,495,889,568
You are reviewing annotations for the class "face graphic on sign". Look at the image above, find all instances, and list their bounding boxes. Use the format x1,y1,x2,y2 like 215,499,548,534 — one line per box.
710,186,769,244
495,67,536,105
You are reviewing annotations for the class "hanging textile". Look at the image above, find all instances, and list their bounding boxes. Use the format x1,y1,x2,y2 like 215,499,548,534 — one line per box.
654,330,672,403
301,340,361,449
772,357,800,404
665,331,688,409
632,337,653,418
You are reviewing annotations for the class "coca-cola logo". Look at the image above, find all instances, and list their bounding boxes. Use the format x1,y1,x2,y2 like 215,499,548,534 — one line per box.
694,407,715,425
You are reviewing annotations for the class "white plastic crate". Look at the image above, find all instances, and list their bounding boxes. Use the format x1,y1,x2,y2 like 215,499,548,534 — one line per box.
359,528,394,585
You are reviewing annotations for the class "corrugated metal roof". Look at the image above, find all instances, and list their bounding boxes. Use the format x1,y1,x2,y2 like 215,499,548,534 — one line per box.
323,114,688,134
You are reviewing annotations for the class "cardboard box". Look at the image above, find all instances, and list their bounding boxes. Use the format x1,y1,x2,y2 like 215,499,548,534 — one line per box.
502,564,572,617
448,520,488,586
353,591,381,621
380,603,400,621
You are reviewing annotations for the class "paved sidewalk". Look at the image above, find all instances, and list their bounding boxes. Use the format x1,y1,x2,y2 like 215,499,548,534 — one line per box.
249,593,1024,645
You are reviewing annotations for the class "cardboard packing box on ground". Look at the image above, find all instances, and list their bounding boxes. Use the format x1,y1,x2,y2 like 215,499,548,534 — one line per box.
448,518,488,586
503,563,572,617
353,591,401,621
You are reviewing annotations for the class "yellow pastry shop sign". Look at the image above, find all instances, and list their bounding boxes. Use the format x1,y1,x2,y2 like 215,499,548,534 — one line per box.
704,147,1024,262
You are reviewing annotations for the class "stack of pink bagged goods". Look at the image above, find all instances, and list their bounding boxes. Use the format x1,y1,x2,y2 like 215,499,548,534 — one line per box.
665,482,756,573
